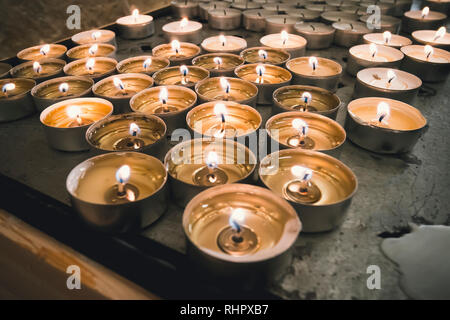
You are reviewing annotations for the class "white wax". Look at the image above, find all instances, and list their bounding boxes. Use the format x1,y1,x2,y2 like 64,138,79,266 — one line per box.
116,14,153,25
162,20,202,33
260,33,307,49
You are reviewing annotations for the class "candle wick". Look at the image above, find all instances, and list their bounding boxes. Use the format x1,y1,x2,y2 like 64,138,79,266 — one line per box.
379,114,385,123
257,11,262,17
284,17,287,24
350,23,354,30
224,9,227,16
310,24,315,31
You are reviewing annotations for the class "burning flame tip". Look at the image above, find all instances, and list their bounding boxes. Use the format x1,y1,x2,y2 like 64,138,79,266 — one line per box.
116,165,131,184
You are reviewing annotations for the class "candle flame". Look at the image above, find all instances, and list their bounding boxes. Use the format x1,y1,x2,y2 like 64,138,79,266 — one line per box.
171,40,181,54
301,92,312,105
376,102,390,123
383,31,392,44
292,118,308,136
88,44,98,56
180,17,189,29
213,57,223,66
229,208,246,232
369,43,378,58
116,165,131,185
180,65,189,77
143,57,152,69
281,30,289,45
206,151,219,169
113,77,125,91
421,6,429,18
2,83,15,94
129,122,141,137
91,31,102,41
309,57,318,71
159,87,168,104
40,44,50,56
434,26,446,40
256,64,265,77
132,9,139,17
86,58,96,71
33,61,42,74
424,44,434,59
387,70,396,83
59,82,69,93
214,102,227,116
220,77,231,94
258,49,268,60
219,35,227,46
291,165,313,181
66,105,82,125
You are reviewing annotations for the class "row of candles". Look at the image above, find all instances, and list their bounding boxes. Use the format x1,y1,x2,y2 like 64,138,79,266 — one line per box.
0,4,443,279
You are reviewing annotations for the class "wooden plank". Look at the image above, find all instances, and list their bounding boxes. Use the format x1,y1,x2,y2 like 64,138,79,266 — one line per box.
0,209,158,300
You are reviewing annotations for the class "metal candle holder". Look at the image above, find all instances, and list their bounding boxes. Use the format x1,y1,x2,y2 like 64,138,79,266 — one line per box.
116,12,155,39
165,138,257,207
400,45,450,82
208,8,242,30
130,85,197,135
162,19,203,44
0,78,36,122
272,85,341,119
195,77,258,108
171,0,199,18
40,97,113,151
332,21,370,48
152,42,201,66
259,33,307,58
31,76,94,112
264,15,301,34
234,63,292,105
93,73,154,114
363,33,412,49
240,46,290,67
192,53,245,77
259,149,357,232
242,9,277,32
71,29,117,46
182,183,301,284
17,44,67,62
345,97,427,154
10,58,66,84
201,35,248,54
289,9,321,21
66,43,117,61
152,65,210,88
66,152,168,233
294,22,335,49
347,44,404,76
64,57,118,82
86,113,167,160
199,2,230,21
116,56,170,76
412,30,450,51
402,9,447,34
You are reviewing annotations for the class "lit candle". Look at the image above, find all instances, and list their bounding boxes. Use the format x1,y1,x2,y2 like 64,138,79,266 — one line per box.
192,53,244,77
89,44,98,56
66,43,116,61
86,58,96,75
220,77,231,100
64,57,118,81
412,27,450,51
67,105,84,127
347,44,404,76
59,82,69,96
152,65,209,88
10,58,66,83
116,9,155,39
403,6,447,33
2,82,15,98
152,41,201,65
401,44,450,82
213,102,227,138
72,29,116,46
259,31,307,58
116,56,170,76
363,31,412,49
162,17,203,44
240,47,290,66
201,35,248,54
0,78,36,122
17,43,67,61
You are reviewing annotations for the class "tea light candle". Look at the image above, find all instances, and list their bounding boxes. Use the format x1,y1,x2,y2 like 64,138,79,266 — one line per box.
289,9,321,21
294,22,335,49
354,68,422,103
152,65,210,88
93,73,154,114
116,9,155,39
86,113,167,159
305,4,339,12
0,78,36,122
345,97,427,154
186,101,261,139
72,29,116,46
17,44,67,61
235,63,292,104
171,0,199,18
347,43,404,76
400,45,450,82
40,97,113,151
162,18,203,44
263,3,296,12
332,21,370,47
130,85,197,134
66,43,117,61
242,9,277,32
259,149,357,232
31,76,94,112
231,1,262,10
182,183,301,281
359,14,401,33
412,27,450,51
192,53,245,77
208,8,243,30
260,31,307,58
152,41,201,66
201,35,248,54
402,7,447,33
240,47,291,66
265,15,301,34
64,57,117,81
273,85,341,119
424,0,450,13
195,77,259,107
363,31,412,49
321,11,359,24
265,111,346,156
286,57,342,92
116,56,170,76
10,59,66,84
0,63,12,79
199,1,230,21
165,139,257,206
66,152,168,233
